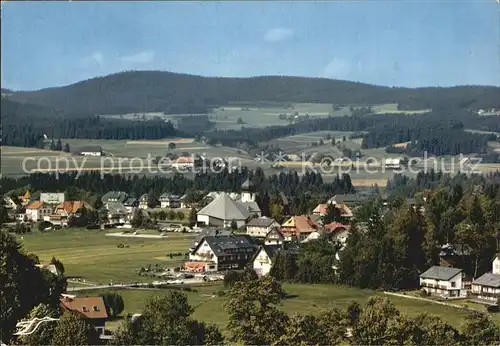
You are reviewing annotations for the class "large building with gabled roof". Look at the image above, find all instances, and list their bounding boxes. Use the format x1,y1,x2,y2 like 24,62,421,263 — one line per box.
197,179,261,228
187,233,258,271
197,192,251,228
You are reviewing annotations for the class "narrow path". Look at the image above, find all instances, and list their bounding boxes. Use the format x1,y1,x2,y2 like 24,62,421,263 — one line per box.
383,291,483,313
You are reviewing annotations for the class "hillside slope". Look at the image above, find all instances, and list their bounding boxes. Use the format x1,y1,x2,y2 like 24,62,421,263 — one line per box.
7,71,500,115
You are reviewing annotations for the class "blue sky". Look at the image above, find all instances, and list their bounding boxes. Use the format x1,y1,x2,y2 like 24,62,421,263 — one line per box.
2,1,499,90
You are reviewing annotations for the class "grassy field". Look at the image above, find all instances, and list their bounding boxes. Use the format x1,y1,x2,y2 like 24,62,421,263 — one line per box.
78,283,489,334
15,227,500,334
19,229,195,284
100,102,431,131
372,103,431,115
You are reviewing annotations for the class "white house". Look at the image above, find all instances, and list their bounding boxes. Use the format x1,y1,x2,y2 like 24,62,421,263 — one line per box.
264,228,286,246
419,266,466,298
384,158,402,169
105,203,130,225
138,194,157,209
187,234,257,272
246,217,280,237
159,194,181,208
252,245,282,276
25,201,53,221
471,255,500,302
40,193,65,205
3,196,19,210
75,146,102,156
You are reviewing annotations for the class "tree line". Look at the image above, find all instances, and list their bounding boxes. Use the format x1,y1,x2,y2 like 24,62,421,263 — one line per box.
1,99,177,147
0,168,355,209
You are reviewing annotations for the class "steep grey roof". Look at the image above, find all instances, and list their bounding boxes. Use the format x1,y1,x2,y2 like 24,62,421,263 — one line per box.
191,229,233,249
106,202,128,214
265,228,284,240
420,266,462,281
262,244,282,260
159,193,180,200
199,234,257,257
251,244,282,264
241,179,255,191
197,192,250,220
241,201,261,213
328,194,367,204
123,197,138,206
472,273,500,288
247,217,277,228
102,191,128,204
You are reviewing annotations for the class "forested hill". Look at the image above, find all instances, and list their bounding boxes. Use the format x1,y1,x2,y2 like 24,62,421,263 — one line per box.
6,70,500,115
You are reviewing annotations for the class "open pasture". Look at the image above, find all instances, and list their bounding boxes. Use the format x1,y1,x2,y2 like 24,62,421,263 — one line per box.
372,103,431,115
271,131,357,152
80,282,489,334
209,103,341,130
19,229,195,284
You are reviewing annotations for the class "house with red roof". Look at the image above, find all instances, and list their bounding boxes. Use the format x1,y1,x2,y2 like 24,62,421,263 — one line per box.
60,295,108,336
25,201,53,221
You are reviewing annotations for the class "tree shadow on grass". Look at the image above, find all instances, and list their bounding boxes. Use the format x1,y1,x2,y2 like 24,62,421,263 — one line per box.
282,293,298,300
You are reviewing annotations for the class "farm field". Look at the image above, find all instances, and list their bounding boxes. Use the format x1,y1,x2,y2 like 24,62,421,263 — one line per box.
100,102,432,131
62,139,253,160
372,103,431,115
101,103,347,131
3,144,499,185
77,282,493,334
19,229,195,284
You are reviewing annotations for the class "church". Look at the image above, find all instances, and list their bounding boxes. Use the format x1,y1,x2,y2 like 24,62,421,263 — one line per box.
196,179,261,228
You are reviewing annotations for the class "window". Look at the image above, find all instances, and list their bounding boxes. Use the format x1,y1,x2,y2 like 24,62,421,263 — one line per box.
93,306,99,311
82,306,88,312
451,282,456,288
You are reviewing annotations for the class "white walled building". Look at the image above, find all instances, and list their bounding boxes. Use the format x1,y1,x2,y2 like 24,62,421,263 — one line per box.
419,266,466,298
246,217,280,237
197,192,250,228
252,245,281,276
471,255,500,301
25,201,53,221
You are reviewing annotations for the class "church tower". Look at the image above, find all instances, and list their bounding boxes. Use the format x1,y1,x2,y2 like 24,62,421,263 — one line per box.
241,179,256,203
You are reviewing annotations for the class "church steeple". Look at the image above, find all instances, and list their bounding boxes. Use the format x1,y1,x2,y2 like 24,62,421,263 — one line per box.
241,179,256,203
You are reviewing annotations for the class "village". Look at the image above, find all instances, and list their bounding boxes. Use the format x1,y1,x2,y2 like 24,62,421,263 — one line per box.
4,176,500,341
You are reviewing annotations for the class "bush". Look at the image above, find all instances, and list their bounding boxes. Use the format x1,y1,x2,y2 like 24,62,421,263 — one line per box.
117,243,125,248
216,290,226,297
420,289,428,297
487,305,500,313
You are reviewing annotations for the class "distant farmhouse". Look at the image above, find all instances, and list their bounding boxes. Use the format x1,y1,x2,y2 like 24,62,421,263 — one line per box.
73,146,103,156
384,158,402,170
